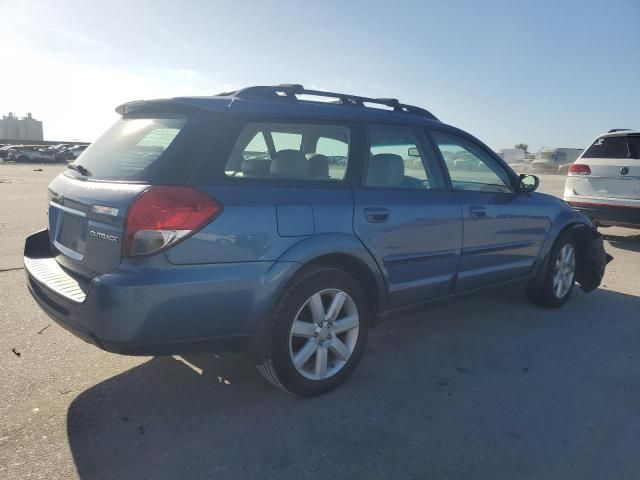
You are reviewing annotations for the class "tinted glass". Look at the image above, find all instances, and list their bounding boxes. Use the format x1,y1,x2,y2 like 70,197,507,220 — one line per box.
225,123,350,181
583,135,639,159
272,132,302,151
316,137,349,180
244,132,271,160
432,132,512,193
68,116,192,182
628,136,640,159
365,125,440,189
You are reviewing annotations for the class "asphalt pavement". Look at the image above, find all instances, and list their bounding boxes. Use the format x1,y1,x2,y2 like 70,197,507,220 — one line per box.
1,164,639,479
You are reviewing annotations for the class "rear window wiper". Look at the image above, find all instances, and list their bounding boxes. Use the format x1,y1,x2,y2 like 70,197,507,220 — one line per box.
67,163,91,176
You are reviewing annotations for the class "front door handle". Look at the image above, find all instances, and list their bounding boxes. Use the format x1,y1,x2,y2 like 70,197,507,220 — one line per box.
469,206,486,219
364,207,390,223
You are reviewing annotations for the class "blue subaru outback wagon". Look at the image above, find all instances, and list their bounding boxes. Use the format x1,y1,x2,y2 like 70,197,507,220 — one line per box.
24,84,609,396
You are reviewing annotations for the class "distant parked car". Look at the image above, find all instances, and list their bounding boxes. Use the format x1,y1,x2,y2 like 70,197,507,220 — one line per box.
530,148,583,174
12,146,58,163
0,145,19,159
564,130,640,228
52,144,71,153
60,145,89,161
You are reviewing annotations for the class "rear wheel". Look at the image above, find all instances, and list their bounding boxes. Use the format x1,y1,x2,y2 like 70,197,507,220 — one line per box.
528,231,577,307
257,266,369,396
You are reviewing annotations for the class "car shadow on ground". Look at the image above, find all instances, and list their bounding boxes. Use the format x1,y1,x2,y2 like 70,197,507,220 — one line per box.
67,286,640,480
603,231,640,253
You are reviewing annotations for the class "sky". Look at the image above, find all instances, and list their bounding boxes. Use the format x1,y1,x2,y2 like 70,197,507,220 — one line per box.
1,0,638,151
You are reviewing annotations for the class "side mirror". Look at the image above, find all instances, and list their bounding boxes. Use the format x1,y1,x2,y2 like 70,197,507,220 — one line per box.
519,174,539,193
407,147,420,157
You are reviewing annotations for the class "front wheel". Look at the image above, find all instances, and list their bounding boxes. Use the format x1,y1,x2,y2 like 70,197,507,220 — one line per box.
257,266,369,396
528,231,577,307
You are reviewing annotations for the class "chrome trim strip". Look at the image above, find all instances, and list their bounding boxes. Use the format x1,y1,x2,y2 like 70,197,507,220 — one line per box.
463,241,537,255
49,201,87,218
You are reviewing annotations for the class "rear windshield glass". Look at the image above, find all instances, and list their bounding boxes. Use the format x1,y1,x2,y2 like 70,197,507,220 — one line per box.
68,116,196,182
582,135,640,159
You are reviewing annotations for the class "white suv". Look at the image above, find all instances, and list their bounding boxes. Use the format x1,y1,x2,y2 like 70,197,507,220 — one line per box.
564,130,640,228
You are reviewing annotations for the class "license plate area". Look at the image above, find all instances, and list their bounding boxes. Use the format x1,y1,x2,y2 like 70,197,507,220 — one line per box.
54,212,87,259
574,177,640,199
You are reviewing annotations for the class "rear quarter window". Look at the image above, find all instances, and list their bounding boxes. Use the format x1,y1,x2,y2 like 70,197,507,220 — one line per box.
225,122,351,182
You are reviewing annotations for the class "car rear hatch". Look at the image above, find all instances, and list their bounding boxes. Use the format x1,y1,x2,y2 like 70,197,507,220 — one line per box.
45,100,222,279
570,134,640,200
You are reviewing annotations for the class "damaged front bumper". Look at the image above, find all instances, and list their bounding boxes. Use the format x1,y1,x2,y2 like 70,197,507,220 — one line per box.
573,224,613,293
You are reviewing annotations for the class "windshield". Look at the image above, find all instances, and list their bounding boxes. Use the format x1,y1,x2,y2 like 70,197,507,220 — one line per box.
68,116,198,182
535,152,555,160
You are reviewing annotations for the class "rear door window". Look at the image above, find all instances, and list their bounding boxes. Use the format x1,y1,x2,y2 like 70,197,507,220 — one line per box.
225,122,351,182
364,125,444,189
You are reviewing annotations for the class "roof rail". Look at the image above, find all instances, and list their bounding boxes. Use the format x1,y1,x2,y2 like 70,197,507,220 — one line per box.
608,128,631,133
218,84,438,121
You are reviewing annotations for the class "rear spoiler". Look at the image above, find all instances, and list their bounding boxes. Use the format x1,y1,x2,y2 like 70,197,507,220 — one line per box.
115,97,231,116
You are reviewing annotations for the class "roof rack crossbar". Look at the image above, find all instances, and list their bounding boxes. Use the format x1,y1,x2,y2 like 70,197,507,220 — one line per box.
224,84,438,120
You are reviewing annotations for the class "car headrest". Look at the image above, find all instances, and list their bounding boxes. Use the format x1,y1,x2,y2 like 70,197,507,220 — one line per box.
307,153,330,180
367,153,405,187
270,149,309,179
241,159,271,177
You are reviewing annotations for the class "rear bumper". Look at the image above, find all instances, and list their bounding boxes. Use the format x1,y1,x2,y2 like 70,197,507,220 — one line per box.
24,229,296,356
566,201,640,228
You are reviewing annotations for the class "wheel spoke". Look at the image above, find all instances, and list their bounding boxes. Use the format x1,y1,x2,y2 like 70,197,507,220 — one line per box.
291,320,316,338
315,346,328,378
566,247,575,266
333,314,359,334
325,291,346,322
554,277,563,297
329,337,351,361
293,340,318,368
308,293,325,324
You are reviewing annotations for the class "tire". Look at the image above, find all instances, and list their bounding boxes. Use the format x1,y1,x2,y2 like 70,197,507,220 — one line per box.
257,266,369,396
528,231,577,308
17,155,29,163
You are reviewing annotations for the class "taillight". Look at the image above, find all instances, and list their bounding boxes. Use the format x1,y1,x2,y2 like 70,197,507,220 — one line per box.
123,186,222,257
568,164,591,175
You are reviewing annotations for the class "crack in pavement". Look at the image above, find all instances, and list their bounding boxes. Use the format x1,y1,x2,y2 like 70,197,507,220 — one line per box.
0,267,24,273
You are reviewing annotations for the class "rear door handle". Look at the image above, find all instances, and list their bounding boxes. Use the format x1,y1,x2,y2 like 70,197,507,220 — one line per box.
364,207,390,223
469,206,486,219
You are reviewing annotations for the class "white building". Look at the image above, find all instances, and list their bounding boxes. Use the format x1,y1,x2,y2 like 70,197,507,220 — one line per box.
0,113,44,141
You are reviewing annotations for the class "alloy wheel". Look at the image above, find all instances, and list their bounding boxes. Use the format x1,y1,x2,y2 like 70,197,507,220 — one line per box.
288,288,360,381
553,244,575,298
